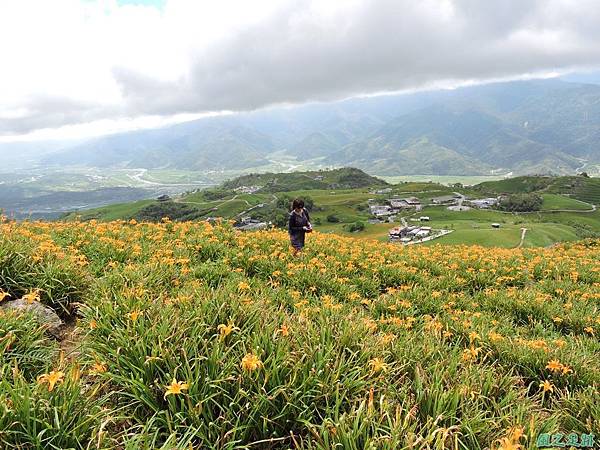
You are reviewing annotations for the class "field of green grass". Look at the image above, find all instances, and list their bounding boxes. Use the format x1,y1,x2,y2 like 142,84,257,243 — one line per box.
67,199,155,221
318,203,599,248
541,194,594,211
426,222,580,248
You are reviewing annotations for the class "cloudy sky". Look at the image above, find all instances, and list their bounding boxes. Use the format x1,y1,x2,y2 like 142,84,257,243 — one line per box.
1,0,600,141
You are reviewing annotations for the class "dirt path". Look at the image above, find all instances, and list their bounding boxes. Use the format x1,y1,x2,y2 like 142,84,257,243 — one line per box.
176,194,252,208
517,227,528,249
58,320,82,362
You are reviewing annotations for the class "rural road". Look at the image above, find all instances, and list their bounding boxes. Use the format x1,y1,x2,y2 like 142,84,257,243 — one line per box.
176,194,247,206
404,229,454,245
517,227,528,248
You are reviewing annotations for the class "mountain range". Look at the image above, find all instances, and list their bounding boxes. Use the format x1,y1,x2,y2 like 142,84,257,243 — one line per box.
20,78,600,176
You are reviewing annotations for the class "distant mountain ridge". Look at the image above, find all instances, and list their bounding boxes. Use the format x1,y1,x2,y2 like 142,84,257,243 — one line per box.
39,79,600,176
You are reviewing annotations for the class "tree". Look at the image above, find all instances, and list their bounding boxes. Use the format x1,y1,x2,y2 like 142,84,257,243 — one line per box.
276,195,314,212
498,193,543,212
326,214,340,223
272,210,289,228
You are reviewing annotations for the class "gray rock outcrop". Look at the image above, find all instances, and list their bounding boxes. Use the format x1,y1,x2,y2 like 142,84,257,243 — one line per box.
1,299,63,337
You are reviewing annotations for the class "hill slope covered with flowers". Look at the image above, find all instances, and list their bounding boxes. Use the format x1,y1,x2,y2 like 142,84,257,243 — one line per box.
0,218,598,449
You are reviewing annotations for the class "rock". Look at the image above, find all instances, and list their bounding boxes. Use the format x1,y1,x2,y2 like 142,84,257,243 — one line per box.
0,299,63,337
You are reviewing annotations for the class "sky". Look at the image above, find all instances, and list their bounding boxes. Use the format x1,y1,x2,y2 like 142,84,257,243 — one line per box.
1,0,600,142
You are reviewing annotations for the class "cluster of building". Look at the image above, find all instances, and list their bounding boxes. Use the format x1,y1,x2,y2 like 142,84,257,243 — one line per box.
468,197,499,209
388,225,433,243
368,196,422,222
234,216,269,231
234,185,262,194
430,194,460,205
430,194,501,209
372,187,393,195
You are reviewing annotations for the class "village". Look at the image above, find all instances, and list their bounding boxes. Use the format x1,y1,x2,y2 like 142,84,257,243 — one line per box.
228,188,505,244
368,190,502,244
225,182,506,245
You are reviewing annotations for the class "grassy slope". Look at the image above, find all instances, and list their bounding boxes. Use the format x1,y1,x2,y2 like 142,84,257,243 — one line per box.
322,205,599,248
541,194,594,210
477,175,600,205
474,176,556,194
67,199,154,221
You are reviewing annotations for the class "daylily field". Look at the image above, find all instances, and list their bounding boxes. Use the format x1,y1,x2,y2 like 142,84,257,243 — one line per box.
0,218,598,449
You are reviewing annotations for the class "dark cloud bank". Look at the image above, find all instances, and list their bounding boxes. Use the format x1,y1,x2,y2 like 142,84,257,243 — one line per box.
8,0,600,135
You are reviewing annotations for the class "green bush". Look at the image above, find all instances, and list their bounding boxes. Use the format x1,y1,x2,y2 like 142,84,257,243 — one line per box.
345,221,365,232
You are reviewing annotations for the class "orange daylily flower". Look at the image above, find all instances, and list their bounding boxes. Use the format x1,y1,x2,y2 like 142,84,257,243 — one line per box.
37,370,65,392
241,353,263,372
164,378,189,398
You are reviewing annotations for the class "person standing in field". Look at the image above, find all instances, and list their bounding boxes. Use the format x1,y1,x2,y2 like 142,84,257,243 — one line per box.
288,198,312,255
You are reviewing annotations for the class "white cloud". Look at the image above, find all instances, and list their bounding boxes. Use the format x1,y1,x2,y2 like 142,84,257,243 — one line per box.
1,0,600,139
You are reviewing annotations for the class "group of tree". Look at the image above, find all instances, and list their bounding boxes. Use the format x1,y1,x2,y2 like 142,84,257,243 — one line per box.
497,193,543,212
251,194,316,228
134,201,207,222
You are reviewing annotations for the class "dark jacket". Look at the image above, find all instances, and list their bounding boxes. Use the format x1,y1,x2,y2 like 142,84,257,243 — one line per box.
288,208,310,235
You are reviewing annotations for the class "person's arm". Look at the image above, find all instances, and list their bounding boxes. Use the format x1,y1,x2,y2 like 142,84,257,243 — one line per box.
304,209,312,229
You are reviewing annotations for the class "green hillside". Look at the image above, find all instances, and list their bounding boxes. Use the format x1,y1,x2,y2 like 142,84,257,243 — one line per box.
547,176,600,204
473,175,556,194
541,194,593,211
475,175,600,205
68,199,155,221
221,167,387,192
62,171,600,249
63,168,387,223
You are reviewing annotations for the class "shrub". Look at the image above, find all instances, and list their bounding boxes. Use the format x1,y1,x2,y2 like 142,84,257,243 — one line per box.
345,221,365,232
